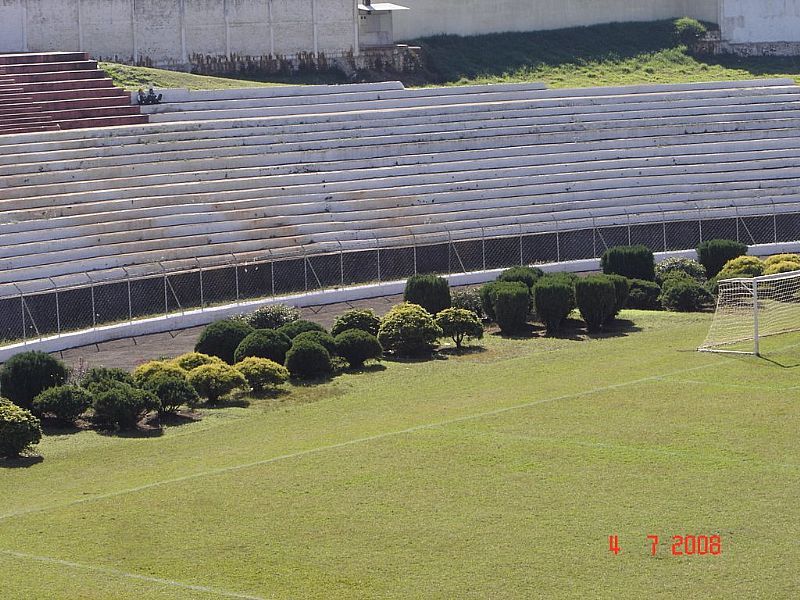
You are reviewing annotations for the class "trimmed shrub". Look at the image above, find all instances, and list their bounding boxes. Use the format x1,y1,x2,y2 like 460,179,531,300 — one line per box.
604,274,631,320
170,352,224,371
293,330,337,355
233,329,292,364
765,260,800,276
0,351,69,410
717,255,765,280
377,303,443,356
276,319,326,340
575,276,617,332
673,17,707,45
80,367,134,389
497,266,543,290
493,282,530,334
132,360,187,388
32,385,93,423
451,288,484,319
479,282,500,321
626,279,662,310
234,357,289,392
696,239,747,278
0,398,42,458
141,373,200,414
403,274,451,315
655,257,707,284
532,279,574,333
435,307,484,349
660,278,713,312
764,253,800,268
285,340,333,379
243,304,300,330
195,319,254,364
601,245,655,281
186,363,247,405
334,330,383,368
92,383,160,430
331,309,381,337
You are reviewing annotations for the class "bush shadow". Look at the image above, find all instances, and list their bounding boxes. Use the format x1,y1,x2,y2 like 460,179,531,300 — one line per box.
343,363,388,374
437,345,487,357
248,388,292,400
0,455,44,469
205,397,251,409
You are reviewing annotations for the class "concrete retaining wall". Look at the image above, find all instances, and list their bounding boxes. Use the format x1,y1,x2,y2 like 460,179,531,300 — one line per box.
720,0,800,44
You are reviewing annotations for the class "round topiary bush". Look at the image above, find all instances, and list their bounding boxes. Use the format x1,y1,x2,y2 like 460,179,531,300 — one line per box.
331,309,381,337
141,373,200,414
403,274,451,315
92,382,161,430
497,266,543,290
601,245,655,281
234,357,289,392
659,278,713,312
132,360,187,388
276,319,326,340
80,367,134,389
435,307,484,349
575,276,617,332
604,274,631,322
334,330,383,368
243,304,300,330
764,254,800,268
32,385,93,424
696,239,748,278
0,351,69,410
285,340,333,379
673,17,707,45
377,303,443,357
293,330,336,355
626,279,662,310
170,352,225,371
717,255,765,280
764,260,800,276
532,278,574,333
233,329,292,364
493,281,530,334
195,318,255,364
186,363,247,405
451,288,484,319
0,398,42,458
655,257,707,284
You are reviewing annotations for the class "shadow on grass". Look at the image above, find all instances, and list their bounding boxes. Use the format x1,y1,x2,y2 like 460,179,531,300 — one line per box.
0,455,44,469
249,388,292,400
40,419,85,436
157,411,202,426
343,363,388,374
758,355,800,369
205,397,251,409
437,345,487,357
96,425,164,439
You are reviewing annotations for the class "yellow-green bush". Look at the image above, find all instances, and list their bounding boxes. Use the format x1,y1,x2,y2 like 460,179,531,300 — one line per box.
170,352,224,371
234,357,289,392
764,254,800,268
186,363,247,404
132,360,187,387
764,260,800,276
717,256,764,280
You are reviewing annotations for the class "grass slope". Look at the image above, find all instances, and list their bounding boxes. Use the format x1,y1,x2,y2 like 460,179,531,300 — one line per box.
1,311,799,598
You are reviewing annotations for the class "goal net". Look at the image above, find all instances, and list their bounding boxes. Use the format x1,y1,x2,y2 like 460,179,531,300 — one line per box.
699,269,800,355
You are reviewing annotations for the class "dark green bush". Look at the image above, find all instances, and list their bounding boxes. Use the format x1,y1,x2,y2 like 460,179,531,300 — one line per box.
674,17,707,45
659,278,713,312
377,303,443,356
601,245,655,281
493,282,530,334
334,330,383,368
451,288,484,319
141,373,200,414
32,385,93,423
285,340,333,379
497,266,543,290
331,309,381,337
655,257,707,284
293,330,337,355
0,398,42,458
696,239,748,278
233,329,292,364
435,307,484,348
604,274,631,320
575,276,617,332
533,279,574,333
276,319,326,340
80,367,135,389
479,282,500,321
195,319,254,364
244,304,300,330
403,274,451,315
626,279,662,310
92,382,161,430
0,351,69,410
186,363,247,405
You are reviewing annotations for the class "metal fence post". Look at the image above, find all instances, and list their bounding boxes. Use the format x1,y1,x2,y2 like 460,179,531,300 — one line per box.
270,251,275,297
338,242,344,287
49,278,61,336
232,254,240,303
90,282,96,327
697,206,703,244
518,223,524,265
20,294,25,342
481,227,486,271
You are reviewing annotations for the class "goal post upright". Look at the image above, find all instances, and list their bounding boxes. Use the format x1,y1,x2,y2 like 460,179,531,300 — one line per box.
751,279,759,357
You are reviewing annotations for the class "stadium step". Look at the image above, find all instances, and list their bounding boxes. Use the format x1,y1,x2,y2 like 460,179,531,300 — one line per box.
0,52,88,66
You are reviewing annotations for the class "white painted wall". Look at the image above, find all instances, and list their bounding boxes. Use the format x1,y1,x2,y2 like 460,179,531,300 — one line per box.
392,0,720,40
720,0,800,43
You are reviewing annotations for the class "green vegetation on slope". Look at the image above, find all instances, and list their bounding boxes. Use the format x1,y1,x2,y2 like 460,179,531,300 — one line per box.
1,311,799,598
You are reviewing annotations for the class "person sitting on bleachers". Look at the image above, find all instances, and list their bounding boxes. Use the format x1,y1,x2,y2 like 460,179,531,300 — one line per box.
136,88,147,105
145,87,162,105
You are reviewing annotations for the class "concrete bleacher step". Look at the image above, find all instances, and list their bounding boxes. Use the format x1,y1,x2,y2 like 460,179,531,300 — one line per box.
0,60,98,75
0,78,119,93
0,52,88,66
0,69,108,84
0,95,133,113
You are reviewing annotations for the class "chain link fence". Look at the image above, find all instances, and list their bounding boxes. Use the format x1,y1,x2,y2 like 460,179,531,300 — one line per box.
2,208,800,348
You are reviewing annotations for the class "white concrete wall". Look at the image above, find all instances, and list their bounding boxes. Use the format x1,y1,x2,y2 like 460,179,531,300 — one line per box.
721,0,800,44
392,0,720,40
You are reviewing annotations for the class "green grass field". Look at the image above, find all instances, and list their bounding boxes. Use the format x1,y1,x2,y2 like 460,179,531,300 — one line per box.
1,310,798,598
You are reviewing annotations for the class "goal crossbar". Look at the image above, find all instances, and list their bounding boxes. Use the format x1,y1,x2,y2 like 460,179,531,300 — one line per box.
699,268,800,356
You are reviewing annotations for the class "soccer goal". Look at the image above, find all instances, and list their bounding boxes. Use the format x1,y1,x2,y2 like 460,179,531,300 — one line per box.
699,269,800,356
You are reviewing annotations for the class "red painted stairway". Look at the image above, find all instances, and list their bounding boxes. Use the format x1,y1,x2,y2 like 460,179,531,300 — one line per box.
0,51,148,134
